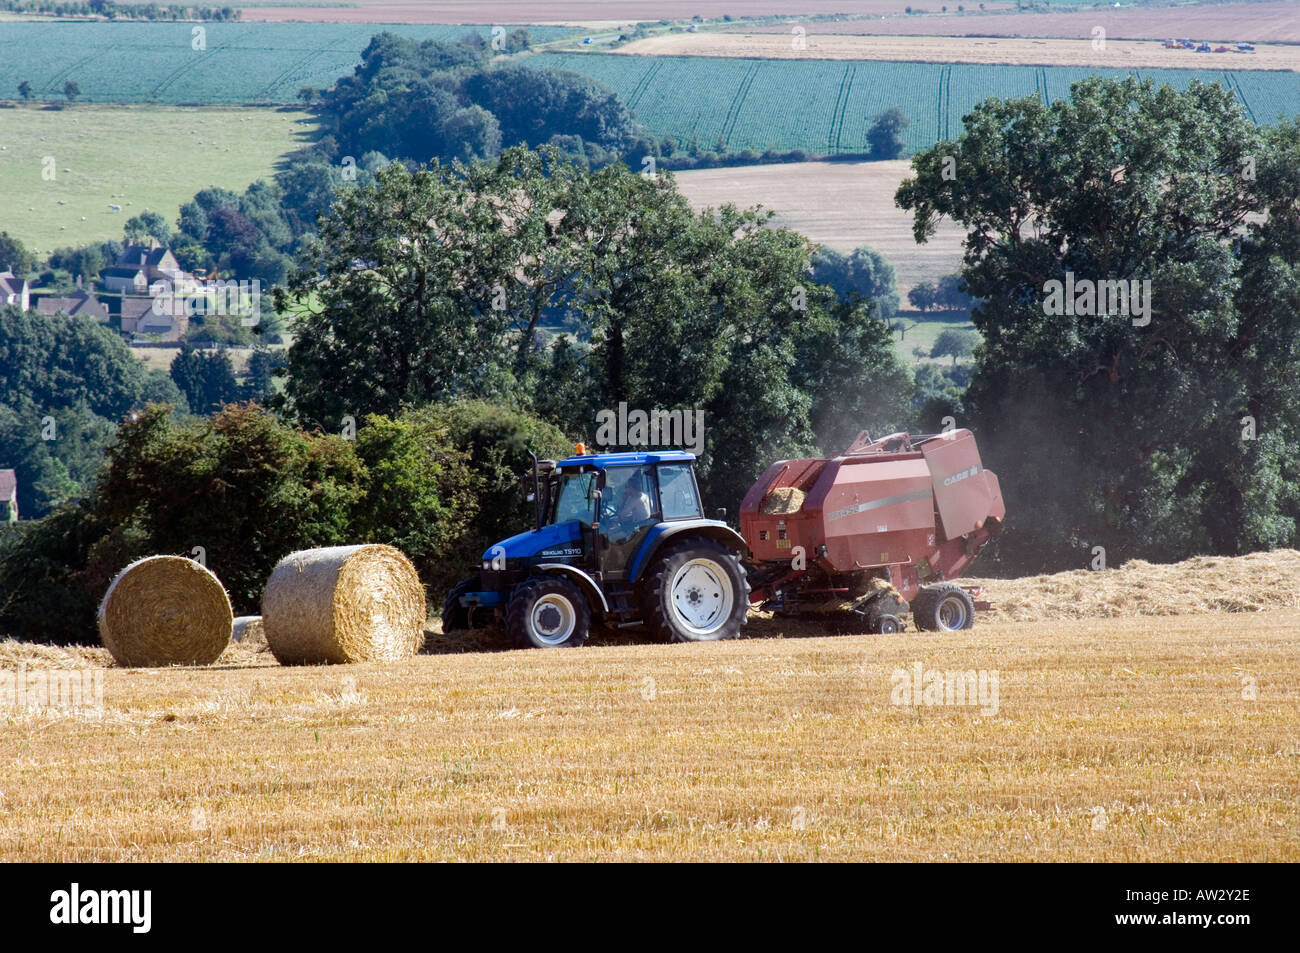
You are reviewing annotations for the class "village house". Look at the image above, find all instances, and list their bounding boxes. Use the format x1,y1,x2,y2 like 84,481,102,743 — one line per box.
120,294,190,342
99,265,148,295
0,470,17,523
0,270,30,311
119,245,201,295
99,245,202,297
34,279,111,321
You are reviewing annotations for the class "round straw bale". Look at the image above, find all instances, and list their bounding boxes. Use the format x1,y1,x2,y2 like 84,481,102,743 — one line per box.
261,544,426,665
232,615,266,648
98,555,233,667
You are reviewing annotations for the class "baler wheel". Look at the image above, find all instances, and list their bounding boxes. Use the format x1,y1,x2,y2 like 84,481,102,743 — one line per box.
912,584,976,632
871,613,903,634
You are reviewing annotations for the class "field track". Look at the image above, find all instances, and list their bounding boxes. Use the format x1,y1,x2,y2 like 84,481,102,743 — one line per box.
2,609,1295,861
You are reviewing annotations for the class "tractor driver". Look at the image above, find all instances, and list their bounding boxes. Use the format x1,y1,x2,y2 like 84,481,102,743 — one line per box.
601,467,654,544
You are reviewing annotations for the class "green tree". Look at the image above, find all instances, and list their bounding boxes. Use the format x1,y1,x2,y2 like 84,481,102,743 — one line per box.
929,327,978,365
169,344,240,414
811,245,901,320
440,105,503,163
0,304,164,519
0,232,34,275
17,80,32,101
62,80,79,102
907,281,937,312
933,273,973,310
347,407,481,597
242,348,282,402
281,147,912,515
867,107,910,160
276,159,523,426
123,210,171,247
897,76,1300,570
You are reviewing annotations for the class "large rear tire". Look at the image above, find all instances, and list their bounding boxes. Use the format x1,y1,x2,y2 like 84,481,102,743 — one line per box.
642,538,749,643
506,576,590,649
912,583,976,632
442,576,480,632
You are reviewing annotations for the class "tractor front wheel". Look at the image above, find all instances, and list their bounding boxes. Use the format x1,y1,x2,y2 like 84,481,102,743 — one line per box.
442,576,481,632
506,576,590,649
642,539,749,643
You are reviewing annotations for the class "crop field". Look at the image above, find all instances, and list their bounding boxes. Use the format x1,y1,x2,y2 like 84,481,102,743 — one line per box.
0,22,576,104
536,52,1300,156
0,105,312,253
730,1,1300,44
1,606,1296,861
616,32,1300,72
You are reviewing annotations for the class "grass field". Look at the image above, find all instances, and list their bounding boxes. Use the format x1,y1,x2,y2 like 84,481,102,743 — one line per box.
0,104,312,254
2,609,1295,861
617,33,1300,72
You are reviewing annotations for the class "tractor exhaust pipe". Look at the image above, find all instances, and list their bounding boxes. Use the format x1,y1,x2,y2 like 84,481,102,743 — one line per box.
527,450,543,531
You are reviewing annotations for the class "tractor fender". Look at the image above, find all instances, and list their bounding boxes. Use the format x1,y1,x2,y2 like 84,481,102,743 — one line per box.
532,563,610,614
627,521,750,584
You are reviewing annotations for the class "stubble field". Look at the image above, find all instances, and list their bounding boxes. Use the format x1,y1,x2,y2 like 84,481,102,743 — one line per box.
616,32,1300,71
673,159,966,300
1,608,1296,861
727,2,1300,44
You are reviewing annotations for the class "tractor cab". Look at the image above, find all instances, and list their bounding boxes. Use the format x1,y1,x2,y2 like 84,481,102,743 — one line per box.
443,448,749,649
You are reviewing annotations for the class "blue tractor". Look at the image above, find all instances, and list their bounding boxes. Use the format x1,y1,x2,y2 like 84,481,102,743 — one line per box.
443,448,750,648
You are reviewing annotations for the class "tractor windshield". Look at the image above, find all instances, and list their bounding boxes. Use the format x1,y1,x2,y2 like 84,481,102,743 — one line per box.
549,471,597,527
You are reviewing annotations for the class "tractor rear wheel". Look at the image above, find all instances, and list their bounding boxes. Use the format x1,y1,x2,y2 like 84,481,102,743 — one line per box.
506,576,590,649
642,538,749,643
442,576,480,632
912,584,976,632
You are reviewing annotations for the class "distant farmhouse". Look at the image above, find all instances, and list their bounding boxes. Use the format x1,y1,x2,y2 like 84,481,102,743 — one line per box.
99,264,148,295
0,469,17,523
100,244,198,342
35,281,110,321
30,243,220,343
0,270,29,311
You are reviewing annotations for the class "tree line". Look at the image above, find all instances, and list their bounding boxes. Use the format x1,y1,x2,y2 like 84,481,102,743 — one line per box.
0,0,237,20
